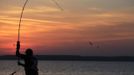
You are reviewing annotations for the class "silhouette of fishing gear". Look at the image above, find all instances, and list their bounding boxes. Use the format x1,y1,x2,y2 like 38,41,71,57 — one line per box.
17,0,63,42
17,0,29,42
12,0,29,75
14,0,63,75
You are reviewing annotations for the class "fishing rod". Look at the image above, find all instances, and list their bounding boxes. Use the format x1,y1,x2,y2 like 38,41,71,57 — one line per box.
17,0,29,65
17,0,63,42
12,0,29,75
11,0,29,75
14,0,63,74
17,0,29,42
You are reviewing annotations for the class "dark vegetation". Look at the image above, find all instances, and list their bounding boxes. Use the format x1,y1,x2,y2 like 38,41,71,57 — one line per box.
0,55,134,61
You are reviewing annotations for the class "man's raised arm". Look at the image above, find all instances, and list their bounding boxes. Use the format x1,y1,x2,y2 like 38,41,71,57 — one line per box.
16,41,25,58
16,41,20,57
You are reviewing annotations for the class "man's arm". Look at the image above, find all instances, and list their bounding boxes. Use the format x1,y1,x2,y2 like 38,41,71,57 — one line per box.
16,41,25,58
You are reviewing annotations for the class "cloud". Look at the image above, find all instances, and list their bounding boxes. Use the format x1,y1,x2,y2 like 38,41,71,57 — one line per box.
0,6,61,16
35,21,134,42
77,22,134,41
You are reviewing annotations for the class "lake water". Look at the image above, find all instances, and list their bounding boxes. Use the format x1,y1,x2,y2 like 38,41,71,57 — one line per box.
0,60,134,75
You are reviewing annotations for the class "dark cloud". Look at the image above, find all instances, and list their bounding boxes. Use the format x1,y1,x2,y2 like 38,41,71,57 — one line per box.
40,22,134,40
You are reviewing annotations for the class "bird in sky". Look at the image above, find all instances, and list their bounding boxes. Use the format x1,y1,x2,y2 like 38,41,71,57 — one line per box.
89,41,100,48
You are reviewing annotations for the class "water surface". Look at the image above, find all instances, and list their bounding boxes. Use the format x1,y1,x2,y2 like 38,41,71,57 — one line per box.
0,60,134,75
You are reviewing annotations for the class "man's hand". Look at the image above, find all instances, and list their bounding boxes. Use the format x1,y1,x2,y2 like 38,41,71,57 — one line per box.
16,41,20,50
17,61,25,67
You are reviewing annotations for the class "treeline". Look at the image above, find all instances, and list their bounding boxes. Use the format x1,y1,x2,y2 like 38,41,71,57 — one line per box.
0,55,134,61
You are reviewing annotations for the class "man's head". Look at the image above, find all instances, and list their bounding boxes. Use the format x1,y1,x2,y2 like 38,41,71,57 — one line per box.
25,48,33,56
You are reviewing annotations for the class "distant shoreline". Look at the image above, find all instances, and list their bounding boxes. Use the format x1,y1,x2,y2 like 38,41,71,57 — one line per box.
0,55,134,61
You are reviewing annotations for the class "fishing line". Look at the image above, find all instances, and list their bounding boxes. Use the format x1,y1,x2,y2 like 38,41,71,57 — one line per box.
51,0,64,11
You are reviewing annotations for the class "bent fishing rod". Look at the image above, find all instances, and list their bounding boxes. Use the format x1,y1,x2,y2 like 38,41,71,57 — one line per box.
13,0,29,75
17,0,29,42
17,0,63,42
14,0,63,74
16,0,63,51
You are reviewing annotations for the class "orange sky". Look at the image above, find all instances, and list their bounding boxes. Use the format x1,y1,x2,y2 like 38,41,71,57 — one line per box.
0,0,134,56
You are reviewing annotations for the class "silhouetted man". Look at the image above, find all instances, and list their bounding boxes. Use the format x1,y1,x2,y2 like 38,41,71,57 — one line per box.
16,41,38,75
